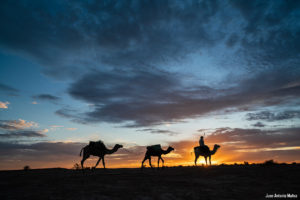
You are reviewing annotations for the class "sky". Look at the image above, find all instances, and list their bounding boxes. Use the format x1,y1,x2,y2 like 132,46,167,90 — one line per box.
0,0,300,170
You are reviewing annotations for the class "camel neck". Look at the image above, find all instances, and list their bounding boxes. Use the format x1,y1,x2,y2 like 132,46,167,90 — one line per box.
211,147,218,155
162,149,170,154
106,146,118,154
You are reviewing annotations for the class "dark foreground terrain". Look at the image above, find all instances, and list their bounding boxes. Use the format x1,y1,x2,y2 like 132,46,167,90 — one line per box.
0,165,299,200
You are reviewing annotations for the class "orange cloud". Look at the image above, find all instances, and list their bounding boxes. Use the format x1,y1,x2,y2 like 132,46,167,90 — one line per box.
0,101,10,109
0,119,38,130
65,128,77,131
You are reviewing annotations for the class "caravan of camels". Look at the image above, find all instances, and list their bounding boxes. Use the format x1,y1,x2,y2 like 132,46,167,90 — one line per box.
79,136,221,169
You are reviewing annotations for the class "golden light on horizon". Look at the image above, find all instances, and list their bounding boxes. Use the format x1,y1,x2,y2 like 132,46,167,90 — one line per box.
1,138,299,170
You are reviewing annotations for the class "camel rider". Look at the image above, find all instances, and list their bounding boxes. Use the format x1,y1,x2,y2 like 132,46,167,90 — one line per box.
199,136,205,147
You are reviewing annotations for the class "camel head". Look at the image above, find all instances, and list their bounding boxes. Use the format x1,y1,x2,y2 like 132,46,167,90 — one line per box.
167,146,174,152
114,144,123,149
214,144,221,150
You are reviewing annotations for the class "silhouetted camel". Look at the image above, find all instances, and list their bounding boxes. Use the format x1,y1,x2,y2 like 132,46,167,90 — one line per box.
194,144,220,165
80,140,123,169
141,144,174,169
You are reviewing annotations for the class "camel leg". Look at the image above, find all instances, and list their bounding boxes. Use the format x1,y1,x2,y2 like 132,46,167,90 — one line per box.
149,157,153,168
209,156,211,165
81,154,89,169
102,156,106,169
160,157,165,167
141,155,149,168
194,155,199,165
93,157,102,169
204,156,208,165
157,157,160,169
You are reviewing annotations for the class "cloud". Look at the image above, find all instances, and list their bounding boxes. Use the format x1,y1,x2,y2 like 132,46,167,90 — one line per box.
1,126,300,169
48,125,64,131
0,101,10,109
0,82,19,95
0,141,84,169
31,101,38,104
0,119,47,138
0,119,38,130
42,129,49,133
0,141,178,169
55,108,85,124
50,125,64,128
197,129,212,133
55,108,75,118
252,122,265,127
230,0,300,66
0,0,226,79
61,67,300,127
1,0,300,127
0,130,46,138
65,128,77,131
166,127,300,164
66,69,197,126
32,94,60,103
0,0,298,77
137,128,178,136
0,141,83,156
205,127,300,148
246,110,300,122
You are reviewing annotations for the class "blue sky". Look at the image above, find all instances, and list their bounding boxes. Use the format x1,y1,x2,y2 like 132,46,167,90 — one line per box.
0,0,300,169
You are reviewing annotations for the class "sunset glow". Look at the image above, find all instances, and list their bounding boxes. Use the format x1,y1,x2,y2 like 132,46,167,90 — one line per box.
1,0,300,170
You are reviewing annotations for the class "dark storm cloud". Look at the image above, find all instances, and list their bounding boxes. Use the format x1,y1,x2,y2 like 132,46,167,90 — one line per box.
226,33,239,47
32,94,61,102
69,69,179,104
0,0,298,71
0,0,223,78
0,130,46,138
64,67,300,126
1,0,300,127
230,0,300,65
246,110,300,122
67,69,237,126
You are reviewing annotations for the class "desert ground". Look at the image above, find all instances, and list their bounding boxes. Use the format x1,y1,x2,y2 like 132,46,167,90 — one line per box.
0,164,299,200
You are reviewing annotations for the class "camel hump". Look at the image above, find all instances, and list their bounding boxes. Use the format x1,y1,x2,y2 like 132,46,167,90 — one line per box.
147,144,162,151
201,145,210,153
89,140,106,150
